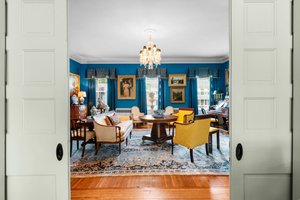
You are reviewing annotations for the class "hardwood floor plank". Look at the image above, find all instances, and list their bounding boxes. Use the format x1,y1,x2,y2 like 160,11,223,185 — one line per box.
71,175,229,200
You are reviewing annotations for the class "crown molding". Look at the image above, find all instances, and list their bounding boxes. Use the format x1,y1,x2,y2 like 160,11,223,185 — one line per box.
69,55,229,65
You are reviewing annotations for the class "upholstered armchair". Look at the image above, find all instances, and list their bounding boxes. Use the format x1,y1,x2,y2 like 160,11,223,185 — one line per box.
172,117,210,163
164,106,174,115
172,108,194,124
130,106,145,128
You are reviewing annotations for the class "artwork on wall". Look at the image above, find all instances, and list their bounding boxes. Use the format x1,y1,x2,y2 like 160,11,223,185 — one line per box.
169,74,186,87
69,73,80,97
118,75,136,100
170,87,185,103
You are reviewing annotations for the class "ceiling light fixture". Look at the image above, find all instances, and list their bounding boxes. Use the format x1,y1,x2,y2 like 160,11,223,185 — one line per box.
139,31,161,69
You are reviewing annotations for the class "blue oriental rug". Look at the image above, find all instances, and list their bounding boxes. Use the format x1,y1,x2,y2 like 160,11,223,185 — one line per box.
71,129,230,177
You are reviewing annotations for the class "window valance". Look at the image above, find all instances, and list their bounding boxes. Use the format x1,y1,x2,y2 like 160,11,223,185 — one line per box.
188,67,219,79
137,68,167,79
86,68,116,79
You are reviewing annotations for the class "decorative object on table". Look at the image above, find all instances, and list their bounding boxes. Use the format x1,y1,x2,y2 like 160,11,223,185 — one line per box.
139,30,161,69
90,106,97,116
170,87,185,103
69,73,80,96
169,74,186,87
152,110,164,118
78,91,86,104
118,75,136,99
148,91,155,114
70,129,229,176
71,94,79,105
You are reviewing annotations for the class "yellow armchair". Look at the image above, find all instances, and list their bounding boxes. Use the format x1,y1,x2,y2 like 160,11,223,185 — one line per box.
172,108,195,124
172,118,210,162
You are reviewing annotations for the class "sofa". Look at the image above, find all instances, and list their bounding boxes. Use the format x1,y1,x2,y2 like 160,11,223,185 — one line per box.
93,111,133,154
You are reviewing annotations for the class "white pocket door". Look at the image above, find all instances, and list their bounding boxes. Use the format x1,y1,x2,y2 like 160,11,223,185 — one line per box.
231,0,293,199
5,0,69,199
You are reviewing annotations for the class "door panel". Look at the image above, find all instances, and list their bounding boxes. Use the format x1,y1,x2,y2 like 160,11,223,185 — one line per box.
230,0,293,199
6,0,69,199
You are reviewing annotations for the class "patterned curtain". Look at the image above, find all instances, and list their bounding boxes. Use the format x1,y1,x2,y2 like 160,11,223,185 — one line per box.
86,68,116,79
188,67,219,78
137,68,167,79
189,78,199,115
107,79,117,111
137,78,147,114
210,76,216,105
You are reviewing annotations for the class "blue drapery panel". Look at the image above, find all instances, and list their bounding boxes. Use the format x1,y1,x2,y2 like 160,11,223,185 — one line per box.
137,68,167,79
107,79,117,111
188,67,219,78
86,68,116,79
88,79,96,111
189,78,199,115
158,78,167,110
210,77,216,105
137,78,147,114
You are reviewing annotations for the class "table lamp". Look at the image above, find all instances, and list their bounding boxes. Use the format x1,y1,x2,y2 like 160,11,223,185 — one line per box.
78,91,86,105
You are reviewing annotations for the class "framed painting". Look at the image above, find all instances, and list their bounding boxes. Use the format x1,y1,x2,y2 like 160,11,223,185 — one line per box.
69,73,80,96
118,75,136,99
169,74,186,87
170,87,185,103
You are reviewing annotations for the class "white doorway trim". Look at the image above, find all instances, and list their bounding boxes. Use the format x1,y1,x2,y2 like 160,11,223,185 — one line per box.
0,0,5,199
293,1,300,199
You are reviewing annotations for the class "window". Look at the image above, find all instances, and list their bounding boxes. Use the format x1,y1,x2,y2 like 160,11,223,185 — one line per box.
146,77,159,114
95,78,108,105
197,77,210,112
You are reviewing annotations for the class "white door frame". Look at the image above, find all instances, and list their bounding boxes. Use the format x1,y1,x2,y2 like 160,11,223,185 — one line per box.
293,1,300,199
0,0,5,199
0,1,299,200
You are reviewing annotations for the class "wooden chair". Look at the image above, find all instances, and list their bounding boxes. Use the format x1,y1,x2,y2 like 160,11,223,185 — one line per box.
70,119,95,157
172,117,210,163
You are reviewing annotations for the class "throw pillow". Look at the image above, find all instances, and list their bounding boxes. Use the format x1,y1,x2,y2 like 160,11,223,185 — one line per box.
108,114,121,125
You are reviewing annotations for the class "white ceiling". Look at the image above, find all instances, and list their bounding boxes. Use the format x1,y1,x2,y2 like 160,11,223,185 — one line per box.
69,0,229,64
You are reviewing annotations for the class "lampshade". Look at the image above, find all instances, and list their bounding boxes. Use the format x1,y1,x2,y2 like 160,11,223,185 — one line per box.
78,91,86,98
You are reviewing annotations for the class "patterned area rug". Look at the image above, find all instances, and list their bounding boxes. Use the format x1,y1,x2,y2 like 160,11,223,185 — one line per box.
71,129,230,177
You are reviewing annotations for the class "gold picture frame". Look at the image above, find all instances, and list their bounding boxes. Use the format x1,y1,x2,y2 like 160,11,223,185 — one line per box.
118,75,136,99
168,74,187,87
170,87,185,103
69,73,80,96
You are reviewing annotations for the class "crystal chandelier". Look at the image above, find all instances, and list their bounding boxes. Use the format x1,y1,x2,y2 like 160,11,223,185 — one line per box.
139,34,161,69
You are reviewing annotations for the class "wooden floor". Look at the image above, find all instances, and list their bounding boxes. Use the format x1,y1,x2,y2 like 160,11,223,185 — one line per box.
71,175,229,200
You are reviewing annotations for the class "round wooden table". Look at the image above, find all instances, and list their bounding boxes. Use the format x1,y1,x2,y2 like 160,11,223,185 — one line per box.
139,115,178,143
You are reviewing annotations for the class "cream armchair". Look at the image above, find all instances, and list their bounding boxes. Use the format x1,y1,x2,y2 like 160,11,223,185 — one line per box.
130,106,145,128
93,113,133,155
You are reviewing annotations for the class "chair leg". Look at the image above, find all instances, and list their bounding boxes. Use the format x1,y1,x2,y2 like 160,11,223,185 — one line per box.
119,142,121,154
130,131,132,139
95,143,99,155
190,149,194,163
217,131,220,150
77,140,79,150
171,139,174,155
209,134,213,154
205,143,209,156
126,138,128,146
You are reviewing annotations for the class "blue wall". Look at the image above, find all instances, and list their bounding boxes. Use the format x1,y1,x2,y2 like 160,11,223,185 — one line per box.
70,59,228,109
